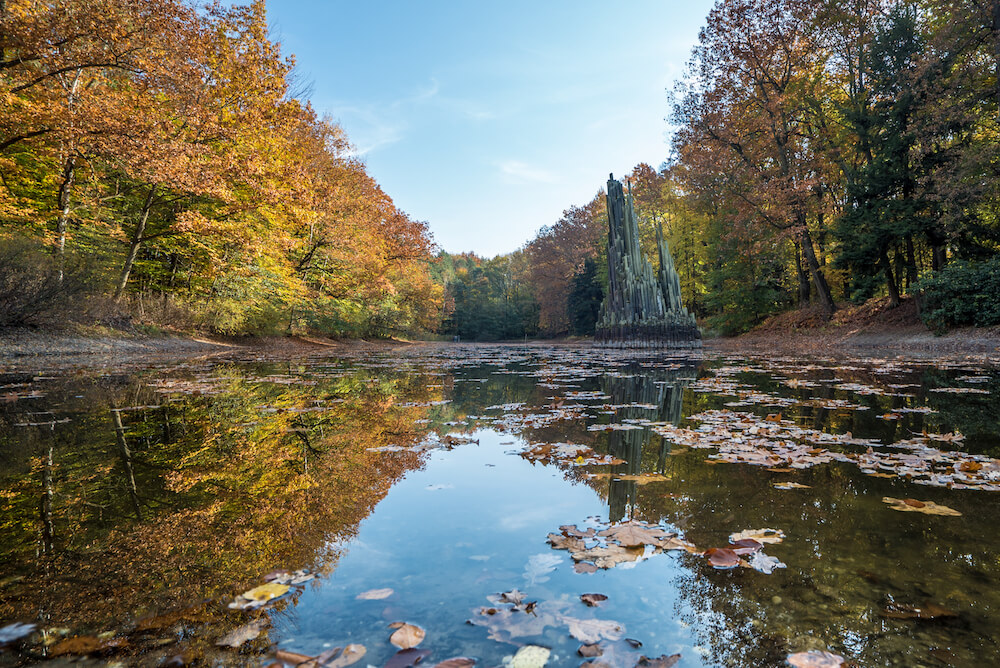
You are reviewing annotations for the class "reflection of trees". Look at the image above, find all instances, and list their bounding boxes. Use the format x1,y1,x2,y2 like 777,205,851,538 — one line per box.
602,365,692,522
0,365,440,656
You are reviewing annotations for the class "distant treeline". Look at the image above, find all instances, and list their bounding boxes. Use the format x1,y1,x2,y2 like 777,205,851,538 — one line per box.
0,1,441,336
443,0,1000,339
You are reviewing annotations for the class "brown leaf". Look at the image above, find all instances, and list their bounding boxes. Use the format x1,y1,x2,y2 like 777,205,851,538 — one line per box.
579,643,603,657
548,533,586,551
389,622,425,649
729,538,763,555
575,562,599,574
598,522,670,547
432,658,475,668
315,644,366,668
216,620,268,648
581,593,609,607
882,497,962,516
882,601,957,620
704,547,741,568
275,649,316,666
785,650,846,667
385,648,432,668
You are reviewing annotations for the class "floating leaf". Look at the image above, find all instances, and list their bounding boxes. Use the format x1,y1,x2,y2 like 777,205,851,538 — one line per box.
882,497,962,516
882,601,957,620
786,650,846,667
509,645,550,668
729,528,784,544
581,593,608,607
389,622,426,649
216,620,267,648
314,644,367,668
565,616,625,643
356,588,394,600
547,533,586,551
575,563,599,574
747,552,786,574
578,643,603,657
598,522,671,547
432,658,475,668
275,649,316,665
230,582,290,609
773,481,811,490
385,647,432,668
729,538,763,555
704,547,742,569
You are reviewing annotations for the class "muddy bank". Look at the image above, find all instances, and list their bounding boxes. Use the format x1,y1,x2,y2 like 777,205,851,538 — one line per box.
0,328,421,371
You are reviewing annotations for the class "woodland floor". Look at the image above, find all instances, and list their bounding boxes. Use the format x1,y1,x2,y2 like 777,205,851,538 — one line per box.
711,296,1000,355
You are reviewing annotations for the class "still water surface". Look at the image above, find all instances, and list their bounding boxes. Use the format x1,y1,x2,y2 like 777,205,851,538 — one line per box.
2,344,1000,666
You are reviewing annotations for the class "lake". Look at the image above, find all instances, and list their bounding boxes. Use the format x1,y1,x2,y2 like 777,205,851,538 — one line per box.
1,343,999,667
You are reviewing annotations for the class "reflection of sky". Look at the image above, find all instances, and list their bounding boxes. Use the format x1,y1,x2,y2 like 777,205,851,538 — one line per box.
270,428,698,666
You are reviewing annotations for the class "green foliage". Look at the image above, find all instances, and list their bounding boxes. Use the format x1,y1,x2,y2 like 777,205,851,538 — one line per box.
567,259,604,336
438,253,539,341
916,258,1000,332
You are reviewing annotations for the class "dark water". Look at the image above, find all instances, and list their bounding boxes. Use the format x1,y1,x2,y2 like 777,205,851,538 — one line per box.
2,344,1000,667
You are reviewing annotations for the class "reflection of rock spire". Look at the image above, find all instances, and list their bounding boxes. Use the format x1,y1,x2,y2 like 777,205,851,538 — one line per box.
596,174,700,348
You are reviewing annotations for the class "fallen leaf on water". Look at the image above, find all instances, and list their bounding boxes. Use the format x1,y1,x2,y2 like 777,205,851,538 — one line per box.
704,547,742,569
729,538,763,555
578,643,603,657
598,522,671,547
229,582,290,610
729,528,785,544
0,623,36,645
385,647,432,668
389,622,425,649
612,473,670,484
882,601,958,620
547,533,586,551
314,644,366,667
356,588,394,600
216,620,268,648
274,649,315,665
636,654,681,667
508,645,550,668
773,481,811,490
746,552,786,574
786,650,846,667
565,616,625,643
575,563,599,574
581,593,608,607
432,658,475,668
882,497,962,516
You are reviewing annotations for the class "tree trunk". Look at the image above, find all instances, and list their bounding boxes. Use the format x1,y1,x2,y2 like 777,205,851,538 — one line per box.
905,235,918,291
793,239,810,308
55,155,76,284
994,0,1000,121
40,443,53,555
111,408,142,520
114,185,156,301
882,250,901,307
798,224,836,314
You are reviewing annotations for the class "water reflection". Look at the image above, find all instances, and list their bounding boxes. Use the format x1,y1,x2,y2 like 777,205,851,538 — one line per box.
0,346,999,666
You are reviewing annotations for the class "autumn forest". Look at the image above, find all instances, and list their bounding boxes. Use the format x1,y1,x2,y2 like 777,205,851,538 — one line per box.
2,0,1000,340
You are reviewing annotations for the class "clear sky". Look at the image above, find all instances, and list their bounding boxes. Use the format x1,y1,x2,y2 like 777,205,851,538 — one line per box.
265,0,713,257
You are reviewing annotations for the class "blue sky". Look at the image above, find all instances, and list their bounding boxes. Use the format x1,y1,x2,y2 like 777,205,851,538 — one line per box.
265,1,713,257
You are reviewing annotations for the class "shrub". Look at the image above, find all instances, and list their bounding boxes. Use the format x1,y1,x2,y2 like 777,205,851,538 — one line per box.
916,257,1000,332
0,236,92,327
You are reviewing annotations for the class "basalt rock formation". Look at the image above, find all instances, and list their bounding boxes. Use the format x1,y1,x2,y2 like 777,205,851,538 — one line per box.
595,174,700,348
